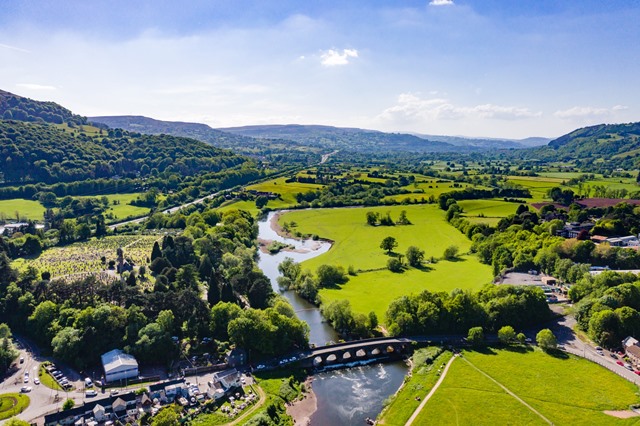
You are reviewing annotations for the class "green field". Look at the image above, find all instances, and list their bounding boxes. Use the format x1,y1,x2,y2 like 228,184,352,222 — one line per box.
0,199,46,221
457,199,520,223
278,205,493,321
508,173,640,202
76,193,150,221
417,348,640,425
384,181,485,203
378,348,453,425
218,177,324,215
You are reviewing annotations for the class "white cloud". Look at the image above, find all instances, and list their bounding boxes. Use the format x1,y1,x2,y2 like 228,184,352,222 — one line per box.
16,83,57,91
0,43,30,53
378,93,541,123
320,48,358,66
554,105,628,120
429,0,454,6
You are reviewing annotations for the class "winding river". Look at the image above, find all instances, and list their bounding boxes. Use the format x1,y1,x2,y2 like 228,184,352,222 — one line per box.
257,211,408,425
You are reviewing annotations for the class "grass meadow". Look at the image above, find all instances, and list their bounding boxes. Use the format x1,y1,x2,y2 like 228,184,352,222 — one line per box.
218,177,324,215
76,193,150,221
278,204,493,321
0,199,46,221
378,348,453,425
416,347,640,425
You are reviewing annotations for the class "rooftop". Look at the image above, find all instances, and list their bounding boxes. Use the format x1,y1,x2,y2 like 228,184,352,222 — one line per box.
101,349,138,372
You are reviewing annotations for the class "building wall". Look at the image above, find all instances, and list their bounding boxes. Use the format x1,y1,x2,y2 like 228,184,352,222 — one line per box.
105,366,138,383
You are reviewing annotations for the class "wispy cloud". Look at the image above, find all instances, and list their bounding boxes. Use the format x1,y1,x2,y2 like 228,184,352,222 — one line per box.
16,83,57,91
320,48,358,66
429,0,454,6
0,43,30,53
378,93,541,122
554,105,628,120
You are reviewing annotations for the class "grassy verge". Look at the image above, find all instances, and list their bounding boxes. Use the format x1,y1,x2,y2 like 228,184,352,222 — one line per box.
0,393,30,420
38,364,63,391
377,347,452,425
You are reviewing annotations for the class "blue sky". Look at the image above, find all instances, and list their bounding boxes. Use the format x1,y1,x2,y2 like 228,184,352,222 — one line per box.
1,0,639,138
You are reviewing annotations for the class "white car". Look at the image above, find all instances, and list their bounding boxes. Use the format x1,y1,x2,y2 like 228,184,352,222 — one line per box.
23,373,29,383
20,386,32,393
86,389,97,397
33,378,40,385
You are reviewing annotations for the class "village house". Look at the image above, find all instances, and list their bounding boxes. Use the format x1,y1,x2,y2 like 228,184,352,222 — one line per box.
623,336,640,367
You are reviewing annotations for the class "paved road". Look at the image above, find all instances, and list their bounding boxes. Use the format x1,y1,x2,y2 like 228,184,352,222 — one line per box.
108,188,232,230
545,306,640,386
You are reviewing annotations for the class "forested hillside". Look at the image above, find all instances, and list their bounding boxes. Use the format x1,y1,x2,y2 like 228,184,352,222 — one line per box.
0,120,246,184
0,89,87,125
546,122,640,160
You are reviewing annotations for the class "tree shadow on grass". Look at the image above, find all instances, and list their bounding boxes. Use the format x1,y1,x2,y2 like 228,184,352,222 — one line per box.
464,346,498,356
544,348,570,360
444,257,467,263
501,344,534,354
415,264,434,272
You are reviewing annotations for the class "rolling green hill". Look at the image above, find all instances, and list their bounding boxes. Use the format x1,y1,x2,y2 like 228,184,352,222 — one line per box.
546,122,640,159
0,89,87,125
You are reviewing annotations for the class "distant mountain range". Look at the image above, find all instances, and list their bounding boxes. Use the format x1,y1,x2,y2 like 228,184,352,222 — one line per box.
9,88,640,163
410,133,550,149
91,117,552,154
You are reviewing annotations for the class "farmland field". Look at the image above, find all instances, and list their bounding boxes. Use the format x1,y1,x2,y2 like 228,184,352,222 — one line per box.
416,348,640,425
76,193,150,221
0,199,46,221
12,235,160,280
383,180,479,202
277,205,493,320
457,199,520,222
219,177,324,214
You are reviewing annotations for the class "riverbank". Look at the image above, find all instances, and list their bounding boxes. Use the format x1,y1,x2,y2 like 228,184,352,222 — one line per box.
286,377,317,425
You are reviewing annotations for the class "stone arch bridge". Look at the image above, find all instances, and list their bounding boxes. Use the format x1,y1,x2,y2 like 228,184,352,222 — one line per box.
297,337,413,369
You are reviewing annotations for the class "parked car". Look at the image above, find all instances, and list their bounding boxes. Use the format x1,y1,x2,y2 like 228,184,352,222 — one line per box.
625,364,633,371
610,353,618,359
616,361,624,366
23,373,29,383
20,386,32,393
84,378,93,388
634,370,640,376
19,357,24,364
86,389,97,397
33,378,40,385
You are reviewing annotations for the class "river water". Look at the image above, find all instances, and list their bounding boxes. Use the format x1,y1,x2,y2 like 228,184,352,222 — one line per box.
257,211,408,425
